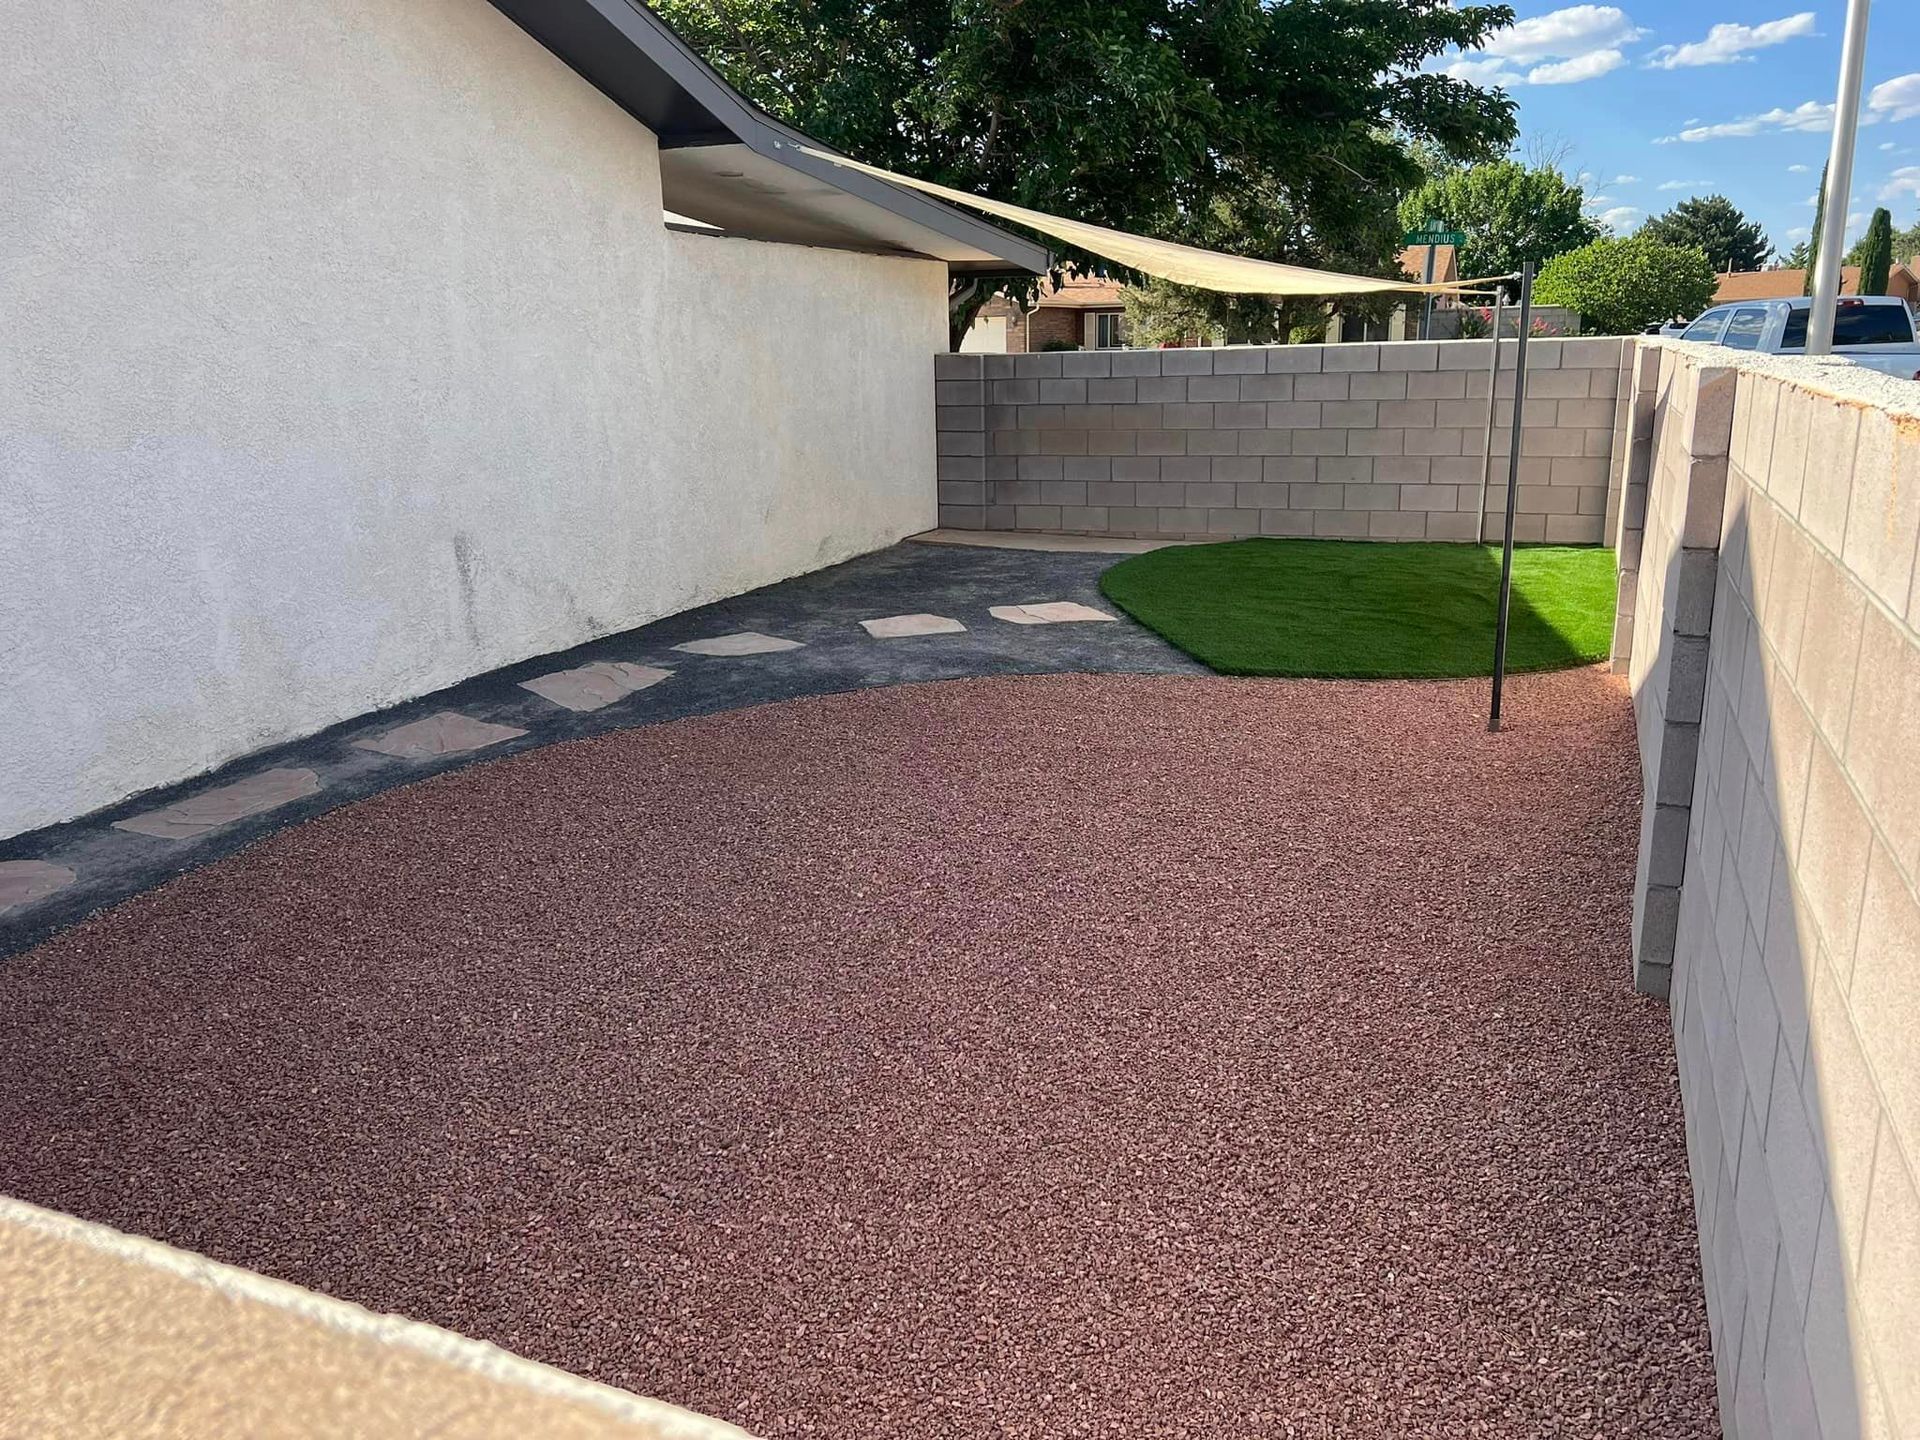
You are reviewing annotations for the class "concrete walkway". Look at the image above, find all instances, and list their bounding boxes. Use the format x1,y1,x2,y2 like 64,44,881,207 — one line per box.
0,540,1201,956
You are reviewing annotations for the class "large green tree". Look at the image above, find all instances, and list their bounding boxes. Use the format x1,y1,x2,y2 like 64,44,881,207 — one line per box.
1534,234,1718,335
1854,209,1894,296
1641,195,1772,273
1396,161,1599,284
654,0,1519,346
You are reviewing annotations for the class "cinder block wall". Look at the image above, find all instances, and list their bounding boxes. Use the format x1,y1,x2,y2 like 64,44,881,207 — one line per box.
1621,339,1920,1435
933,337,1627,544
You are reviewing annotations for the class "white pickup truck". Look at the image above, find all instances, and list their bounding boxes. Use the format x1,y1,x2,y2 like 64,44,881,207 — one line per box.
1666,295,1920,379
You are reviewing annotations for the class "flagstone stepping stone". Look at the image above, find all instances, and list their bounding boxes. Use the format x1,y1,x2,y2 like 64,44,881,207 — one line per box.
989,601,1117,625
111,768,322,841
0,860,77,914
671,632,805,657
521,661,672,713
859,613,967,639
353,711,527,760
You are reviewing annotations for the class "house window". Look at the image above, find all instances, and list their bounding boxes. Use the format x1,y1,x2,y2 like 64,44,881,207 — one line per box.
1093,311,1127,349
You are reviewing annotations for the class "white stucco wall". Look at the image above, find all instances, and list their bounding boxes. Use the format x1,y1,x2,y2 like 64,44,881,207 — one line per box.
0,0,944,838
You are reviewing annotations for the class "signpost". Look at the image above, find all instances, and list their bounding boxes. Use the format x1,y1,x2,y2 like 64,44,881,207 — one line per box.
1403,220,1467,340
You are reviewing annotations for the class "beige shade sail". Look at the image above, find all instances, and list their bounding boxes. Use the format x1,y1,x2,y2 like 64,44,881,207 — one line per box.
795,145,1478,297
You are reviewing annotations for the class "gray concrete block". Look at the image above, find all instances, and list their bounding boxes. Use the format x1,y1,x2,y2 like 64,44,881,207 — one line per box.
1059,505,1111,530
1317,457,1374,484
1135,481,1186,506
1408,370,1468,400
1212,348,1268,374
1188,374,1239,401
1257,508,1316,535
1348,428,1406,457
1400,484,1459,512
1087,481,1137,506
1380,399,1437,429
1108,505,1160,530
1292,429,1348,456
1015,504,1063,529
1161,456,1210,484
1297,373,1350,402
1369,510,1428,538
1211,456,1261,484
1038,430,1091,455
1669,636,1712,723
1039,377,1087,405
1206,507,1261,535
1113,456,1161,481
997,479,1042,504
1111,350,1162,376
1185,480,1236,507
1323,346,1380,373
982,354,1017,379
1351,372,1409,401
1239,373,1295,401
1060,351,1113,377
1015,456,1063,481
1379,341,1440,372
1425,511,1480,541
1160,349,1214,375
936,379,985,405
1086,430,1140,457
1291,482,1344,508
1187,429,1239,457
1266,401,1322,429
1343,482,1399,509
934,352,983,380
1109,403,1164,430
1040,480,1088,506
1136,430,1186,456
1156,505,1209,530
991,379,1038,405
1138,375,1187,403
1239,430,1292,455
1313,509,1371,536
1163,402,1214,429
1215,402,1268,429
937,431,986,456
1376,456,1432,484
938,503,985,529
936,405,984,431
1321,400,1380,428
1262,456,1316,482
1267,347,1324,374
937,456,985,482
1011,352,1064,378
1236,481,1290,509
937,480,986,505
1087,377,1136,404
1405,429,1464,457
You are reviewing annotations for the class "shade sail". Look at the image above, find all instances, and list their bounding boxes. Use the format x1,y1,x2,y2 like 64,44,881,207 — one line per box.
796,145,1473,297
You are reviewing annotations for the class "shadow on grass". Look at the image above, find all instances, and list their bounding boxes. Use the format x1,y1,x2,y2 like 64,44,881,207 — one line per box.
1098,538,1615,679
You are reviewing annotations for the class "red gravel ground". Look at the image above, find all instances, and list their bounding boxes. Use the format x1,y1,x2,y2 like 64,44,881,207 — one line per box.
0,671,1717,1438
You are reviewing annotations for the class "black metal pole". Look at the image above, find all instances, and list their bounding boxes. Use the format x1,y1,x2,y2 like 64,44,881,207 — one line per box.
1488,263,1534,732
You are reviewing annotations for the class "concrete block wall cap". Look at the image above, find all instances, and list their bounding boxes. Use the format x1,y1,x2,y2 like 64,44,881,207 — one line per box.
1642,337,1920,423
0,1195,753,1440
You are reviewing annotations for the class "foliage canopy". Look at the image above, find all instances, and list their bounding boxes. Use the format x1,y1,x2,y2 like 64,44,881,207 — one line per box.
1533,234,1718,336
1640,195,1772,274
654,0,1520,344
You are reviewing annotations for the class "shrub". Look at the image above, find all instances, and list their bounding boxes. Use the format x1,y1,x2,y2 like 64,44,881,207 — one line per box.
1534,235,1718,336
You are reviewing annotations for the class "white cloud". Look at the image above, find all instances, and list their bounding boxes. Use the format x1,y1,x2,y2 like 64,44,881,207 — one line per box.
1881,142,1898,152
1870,74,1920,123
1585,194,1615,207
1437,54,1526,86
1883,167,1920,203
1787,163,1810,173
1644,12,1816,69
1432,5,1640,88
1656,100,1840,142
1491,5,1644,63
1597,206,1642,232
1656,179,1709,191
1612,174,1641,184
1786,226,1811,241
1529,49,1626,84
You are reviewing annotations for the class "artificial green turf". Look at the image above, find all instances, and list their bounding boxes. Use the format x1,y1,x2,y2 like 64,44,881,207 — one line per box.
1098,538,1618,678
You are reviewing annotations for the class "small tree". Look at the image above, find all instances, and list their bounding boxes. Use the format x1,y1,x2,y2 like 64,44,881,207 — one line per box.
1844,211,1920,266
1641,195,1773,273
1804,164,1829,297
1534,235,1717,335
1856,208,1895,296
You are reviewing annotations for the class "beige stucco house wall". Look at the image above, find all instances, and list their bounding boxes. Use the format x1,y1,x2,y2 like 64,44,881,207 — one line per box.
0,0,950,838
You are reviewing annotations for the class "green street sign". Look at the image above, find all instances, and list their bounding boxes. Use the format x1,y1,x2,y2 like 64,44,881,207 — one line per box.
1404,224,1467,246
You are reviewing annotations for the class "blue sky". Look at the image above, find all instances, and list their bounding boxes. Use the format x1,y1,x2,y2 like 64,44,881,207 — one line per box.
1429,2,1920,261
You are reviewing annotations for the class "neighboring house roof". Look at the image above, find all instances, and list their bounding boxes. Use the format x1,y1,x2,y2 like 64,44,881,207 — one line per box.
1397,244,1457,285
1036,276,1128,309
485,0,1048,275
1714,263,1920,304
